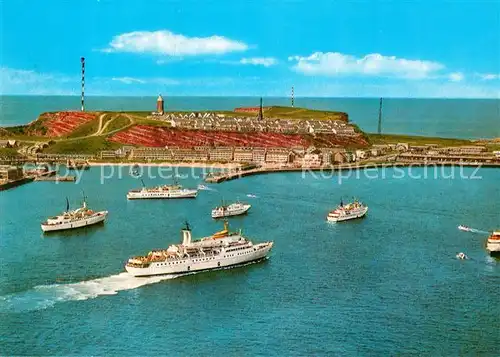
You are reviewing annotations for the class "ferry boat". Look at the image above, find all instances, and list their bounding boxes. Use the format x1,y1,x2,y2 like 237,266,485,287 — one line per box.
125,221,273,277
41,197,108,232
211,201,251,218
486,231,500,256
327,198,368,222
127,179,198,200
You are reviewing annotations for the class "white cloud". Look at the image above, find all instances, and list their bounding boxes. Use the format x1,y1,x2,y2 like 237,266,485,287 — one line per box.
102,30,248,56
111,77,146,84
478,73,499,81
1,67,53,86
448,72,464,82
0,67,77,95
239,57,277,67
288,52,445,79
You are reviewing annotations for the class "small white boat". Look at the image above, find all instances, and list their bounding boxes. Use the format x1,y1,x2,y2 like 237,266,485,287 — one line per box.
456,252,468,260
212,201,251,219
197,184,210,190
458,225,472,232
41,197,108,232
246,194,258,198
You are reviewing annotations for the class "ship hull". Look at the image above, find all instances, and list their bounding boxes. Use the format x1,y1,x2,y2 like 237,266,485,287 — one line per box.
127,190,198,200
41,211,108,232
212,205,251,218
126,242,273,277
327,207,368,222
486,241,500,256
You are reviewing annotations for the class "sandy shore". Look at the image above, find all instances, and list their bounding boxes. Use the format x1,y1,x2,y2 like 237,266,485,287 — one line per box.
88,161,241,169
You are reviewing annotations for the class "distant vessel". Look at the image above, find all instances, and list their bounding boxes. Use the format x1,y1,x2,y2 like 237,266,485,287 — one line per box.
41,196,108,232
125,221,273,277
130,164,141,177
246,194,258,198
458,225,472,232
486,231,500,256
212,201,251,218
456,252,468,260
327,198,368,222
127,179,198,200
67,159,90,170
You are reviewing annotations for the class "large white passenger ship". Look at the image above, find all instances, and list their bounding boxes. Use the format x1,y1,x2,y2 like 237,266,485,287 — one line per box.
127,180,198,199
125,221,273,277
486,231,500,256
327,199,368,222
41,198,108,232
211,201,251,218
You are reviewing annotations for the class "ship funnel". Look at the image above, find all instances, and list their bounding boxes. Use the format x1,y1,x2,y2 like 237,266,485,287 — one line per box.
181,221,192,246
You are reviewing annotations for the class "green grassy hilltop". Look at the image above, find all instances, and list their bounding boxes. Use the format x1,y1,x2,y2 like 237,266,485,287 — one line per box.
0,106,485,156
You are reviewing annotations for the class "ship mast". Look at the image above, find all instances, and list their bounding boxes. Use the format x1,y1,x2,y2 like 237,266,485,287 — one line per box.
377,97,383,135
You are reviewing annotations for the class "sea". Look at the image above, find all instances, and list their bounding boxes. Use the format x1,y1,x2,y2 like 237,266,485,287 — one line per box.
1,96,500,355
0,96,499,139
1,166,499,355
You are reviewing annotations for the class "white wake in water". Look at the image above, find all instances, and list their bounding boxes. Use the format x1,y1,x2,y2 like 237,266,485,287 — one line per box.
0,272,182,313
197,184,216,191
459,226,490,234
0,259,267,313
469,228,490,234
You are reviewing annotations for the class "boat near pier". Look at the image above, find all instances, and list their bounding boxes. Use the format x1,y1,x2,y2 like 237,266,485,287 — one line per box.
127,179,198,200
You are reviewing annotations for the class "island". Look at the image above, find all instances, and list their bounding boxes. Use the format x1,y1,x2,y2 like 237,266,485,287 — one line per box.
1,105,499,189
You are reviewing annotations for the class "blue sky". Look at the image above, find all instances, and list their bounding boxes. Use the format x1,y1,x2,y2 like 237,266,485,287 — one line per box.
1,0,499,97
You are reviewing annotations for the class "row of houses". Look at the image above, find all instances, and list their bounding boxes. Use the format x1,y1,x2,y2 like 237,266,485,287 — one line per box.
398,152,499,164
148,112,357,136
370,143,489,155
113,146,355,166
0,165,24,181
19,142,50,156
35,153,96,161
0,140,18,148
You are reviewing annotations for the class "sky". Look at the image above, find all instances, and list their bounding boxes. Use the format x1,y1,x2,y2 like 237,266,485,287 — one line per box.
0,0,499,97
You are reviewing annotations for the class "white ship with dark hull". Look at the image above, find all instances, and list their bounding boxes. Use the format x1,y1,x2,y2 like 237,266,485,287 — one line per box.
127,180,198,200
41,197,108,232
211,201,251,218
327,199,368,222
125,221,273,277
486,231,500,256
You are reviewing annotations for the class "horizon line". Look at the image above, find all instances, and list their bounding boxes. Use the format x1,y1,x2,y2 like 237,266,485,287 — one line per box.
0,94,498,100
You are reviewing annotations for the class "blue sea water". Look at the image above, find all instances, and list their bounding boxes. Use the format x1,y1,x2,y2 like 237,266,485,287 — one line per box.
0,166,499,355
1,96,499,139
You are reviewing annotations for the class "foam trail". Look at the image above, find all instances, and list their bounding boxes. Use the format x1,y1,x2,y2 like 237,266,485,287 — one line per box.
0,272,182,313
459,225,490,234
197,184,216,191
0,259,267,313
469,228,490,234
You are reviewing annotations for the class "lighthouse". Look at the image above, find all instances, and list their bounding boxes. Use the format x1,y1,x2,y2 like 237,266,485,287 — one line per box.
157,94,164,115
